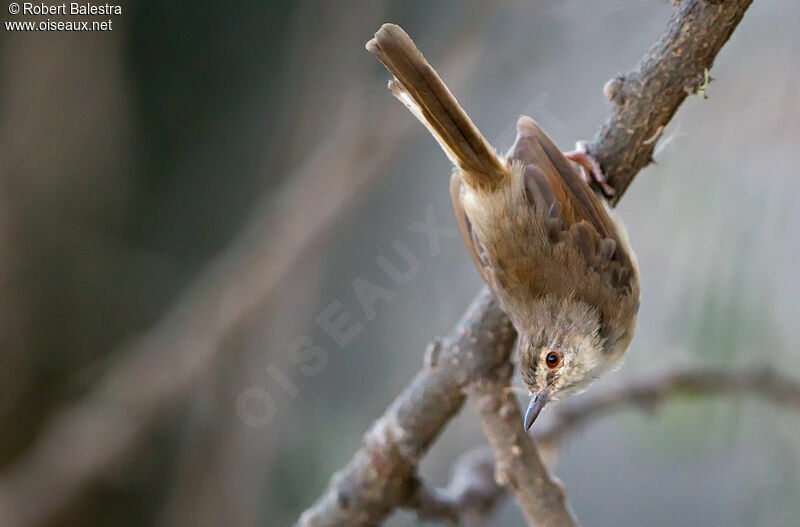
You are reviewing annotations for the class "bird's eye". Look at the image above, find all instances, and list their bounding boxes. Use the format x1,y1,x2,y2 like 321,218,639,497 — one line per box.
545,351,560,368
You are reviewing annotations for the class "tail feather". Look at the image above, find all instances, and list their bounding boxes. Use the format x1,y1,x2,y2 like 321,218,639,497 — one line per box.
366,23,507,190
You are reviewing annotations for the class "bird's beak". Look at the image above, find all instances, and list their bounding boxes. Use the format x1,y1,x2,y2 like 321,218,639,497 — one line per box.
524,389,550,431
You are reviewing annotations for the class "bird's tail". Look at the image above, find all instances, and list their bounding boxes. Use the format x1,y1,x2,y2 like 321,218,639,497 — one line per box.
366,24,508,191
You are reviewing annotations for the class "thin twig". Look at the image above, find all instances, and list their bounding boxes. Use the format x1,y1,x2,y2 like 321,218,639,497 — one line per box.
422,366,800,519
536,366,800,449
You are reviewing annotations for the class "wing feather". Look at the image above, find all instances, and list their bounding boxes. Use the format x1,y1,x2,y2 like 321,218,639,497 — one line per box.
508,116,637,292
450,172,503,295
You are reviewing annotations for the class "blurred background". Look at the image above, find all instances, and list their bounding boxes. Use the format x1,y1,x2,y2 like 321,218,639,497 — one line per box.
1,0,799,526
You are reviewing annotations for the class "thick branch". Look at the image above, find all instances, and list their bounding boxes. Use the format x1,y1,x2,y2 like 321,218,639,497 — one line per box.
471,366,577,527
589,0,753,203
296,289,515,526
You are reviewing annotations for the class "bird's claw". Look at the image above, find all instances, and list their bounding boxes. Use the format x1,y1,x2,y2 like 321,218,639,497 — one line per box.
563,141,615,197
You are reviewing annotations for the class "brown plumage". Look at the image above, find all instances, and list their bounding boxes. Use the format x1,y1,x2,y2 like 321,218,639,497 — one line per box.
367,24,640,429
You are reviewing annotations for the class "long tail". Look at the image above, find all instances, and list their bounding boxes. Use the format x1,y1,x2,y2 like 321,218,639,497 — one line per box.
366,23,508,191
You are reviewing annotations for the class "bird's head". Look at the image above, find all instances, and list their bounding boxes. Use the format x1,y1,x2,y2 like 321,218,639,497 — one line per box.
516,306,612,430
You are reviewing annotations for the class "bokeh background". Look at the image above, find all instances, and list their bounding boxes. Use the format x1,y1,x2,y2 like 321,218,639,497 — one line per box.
1,0,799,526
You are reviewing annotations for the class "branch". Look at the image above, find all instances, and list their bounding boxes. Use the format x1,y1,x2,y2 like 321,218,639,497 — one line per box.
421,365,800,520
471,366,577,527
589,0,754,203
536,366,800,448
296,289,515,526
300,2,755,525
405,448,504,525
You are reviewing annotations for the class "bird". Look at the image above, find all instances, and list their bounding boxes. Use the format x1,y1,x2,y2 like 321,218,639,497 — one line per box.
366,24,640,430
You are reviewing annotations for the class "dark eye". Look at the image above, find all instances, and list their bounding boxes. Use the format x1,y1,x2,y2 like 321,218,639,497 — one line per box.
545,351,560,368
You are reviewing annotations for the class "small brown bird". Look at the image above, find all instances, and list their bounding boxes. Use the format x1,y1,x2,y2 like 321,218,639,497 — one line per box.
367,24,640,429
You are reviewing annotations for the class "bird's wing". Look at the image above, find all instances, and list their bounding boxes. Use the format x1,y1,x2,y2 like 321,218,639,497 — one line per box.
510,116,637,294
449,172,504,296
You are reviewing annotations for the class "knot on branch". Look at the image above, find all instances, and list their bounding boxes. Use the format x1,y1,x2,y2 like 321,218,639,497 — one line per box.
424,338,443,369
493,459,516,489
363,417,415,479
684,68,714,98
603,75,628,106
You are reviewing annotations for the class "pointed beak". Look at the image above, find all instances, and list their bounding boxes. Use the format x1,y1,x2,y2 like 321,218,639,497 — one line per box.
524,390,550,431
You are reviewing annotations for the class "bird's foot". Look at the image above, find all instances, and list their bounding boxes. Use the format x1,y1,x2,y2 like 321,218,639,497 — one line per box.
563,141,615,197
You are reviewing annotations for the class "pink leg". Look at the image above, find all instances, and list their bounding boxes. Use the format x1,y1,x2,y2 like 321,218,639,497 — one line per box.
563,141,615,196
